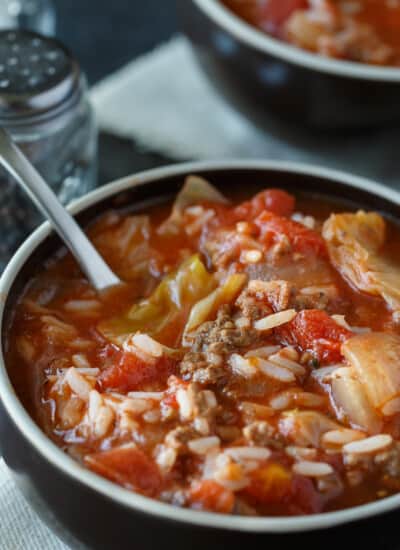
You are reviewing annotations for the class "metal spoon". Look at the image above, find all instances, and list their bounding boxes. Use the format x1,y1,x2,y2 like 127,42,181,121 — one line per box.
0,128,121,291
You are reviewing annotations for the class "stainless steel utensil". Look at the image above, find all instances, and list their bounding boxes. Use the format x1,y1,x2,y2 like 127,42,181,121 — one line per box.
0,127,120,290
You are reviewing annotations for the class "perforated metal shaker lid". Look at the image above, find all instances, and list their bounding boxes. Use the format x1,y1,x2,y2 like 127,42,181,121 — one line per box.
0,29,81,121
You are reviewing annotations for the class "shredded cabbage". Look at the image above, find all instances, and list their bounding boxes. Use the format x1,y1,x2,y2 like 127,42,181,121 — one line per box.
323,211,400,313
158,175,229,235
342,332,400,411
99,254,216,345
184,273,247,337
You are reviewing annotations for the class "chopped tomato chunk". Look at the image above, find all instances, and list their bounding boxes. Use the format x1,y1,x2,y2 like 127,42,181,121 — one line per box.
256,211,327,258
244,463,292,504
85,445,162,496
190,480,235,513
277,309,352,363
99,352,176,392
286,475,323,515
234,189,295,220
258,0,308,28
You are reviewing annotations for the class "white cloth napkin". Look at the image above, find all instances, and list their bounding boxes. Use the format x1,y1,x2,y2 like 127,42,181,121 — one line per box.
2,33,400,550
0,459,68,549
91,35,400,187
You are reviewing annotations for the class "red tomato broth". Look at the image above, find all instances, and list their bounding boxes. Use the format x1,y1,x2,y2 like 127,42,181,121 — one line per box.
6,180,400,516
221,0,400,66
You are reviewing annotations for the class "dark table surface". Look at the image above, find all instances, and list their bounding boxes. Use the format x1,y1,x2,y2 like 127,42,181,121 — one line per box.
16,2,400,549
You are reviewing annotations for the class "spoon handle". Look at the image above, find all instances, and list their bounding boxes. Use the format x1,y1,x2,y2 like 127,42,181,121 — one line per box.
0,128,120,291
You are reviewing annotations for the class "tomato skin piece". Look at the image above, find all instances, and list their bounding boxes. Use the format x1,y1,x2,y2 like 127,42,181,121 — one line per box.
255,211,327,258
190,480,235,513
99,352,176,392
85,446,162,496
277,309,352,364
234,189,295,220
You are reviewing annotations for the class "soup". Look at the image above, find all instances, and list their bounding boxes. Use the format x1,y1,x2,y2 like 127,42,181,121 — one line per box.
221,0,400,67
6,176,400,516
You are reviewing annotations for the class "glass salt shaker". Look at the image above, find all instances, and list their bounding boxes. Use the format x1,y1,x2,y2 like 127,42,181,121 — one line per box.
0,0,55,35
0,29,97,270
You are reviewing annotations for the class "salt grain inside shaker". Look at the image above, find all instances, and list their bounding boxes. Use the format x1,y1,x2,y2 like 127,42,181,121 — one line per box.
0,29,97,270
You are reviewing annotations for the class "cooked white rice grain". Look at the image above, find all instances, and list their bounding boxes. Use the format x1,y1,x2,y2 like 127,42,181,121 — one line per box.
330,315,370,334
256,358,295,382
311,365,344,384
63,300,101,314
240,402,274,419
194,417,210,435
229,354,258,378
331,315,352,330
65,367,92,399
241,249,263,264
93,405,114,438
225,446,271,462
214,464,249,491
128,333,164,358
292,460,334,477
143,409,161,423
343,434,393,455
127,391,164,401
188,436,220,455
295,392,325,408
121,397,152,414
268,352,306,376
245,345,281,359
322,429,366,447
88,390,103,421
61,367,99,377
291,213,315,229
156,446,177,472
203,390,218,408
270,393,292,410
176,388,194,420
285,446,318,460
300,285,336,296
280,346,300,362
254,309,296,331
186,205,205,216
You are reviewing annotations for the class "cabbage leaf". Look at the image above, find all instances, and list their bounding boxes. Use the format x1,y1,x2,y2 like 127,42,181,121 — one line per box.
99,254,216,346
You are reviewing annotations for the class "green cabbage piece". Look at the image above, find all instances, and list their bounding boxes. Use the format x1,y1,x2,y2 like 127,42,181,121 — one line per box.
158,175,229,235
184,273,247,336
99,254,216,345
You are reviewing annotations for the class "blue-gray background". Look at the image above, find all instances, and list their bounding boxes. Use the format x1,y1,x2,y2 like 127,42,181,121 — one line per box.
57,0,177,184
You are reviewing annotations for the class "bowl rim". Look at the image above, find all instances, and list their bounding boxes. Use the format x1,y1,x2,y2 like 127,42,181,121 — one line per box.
191,0,400,82
2,159,400,534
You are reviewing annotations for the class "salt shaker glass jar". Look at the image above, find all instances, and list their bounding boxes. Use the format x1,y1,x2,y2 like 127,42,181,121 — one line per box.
0,30,97,270
0,0,55,35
